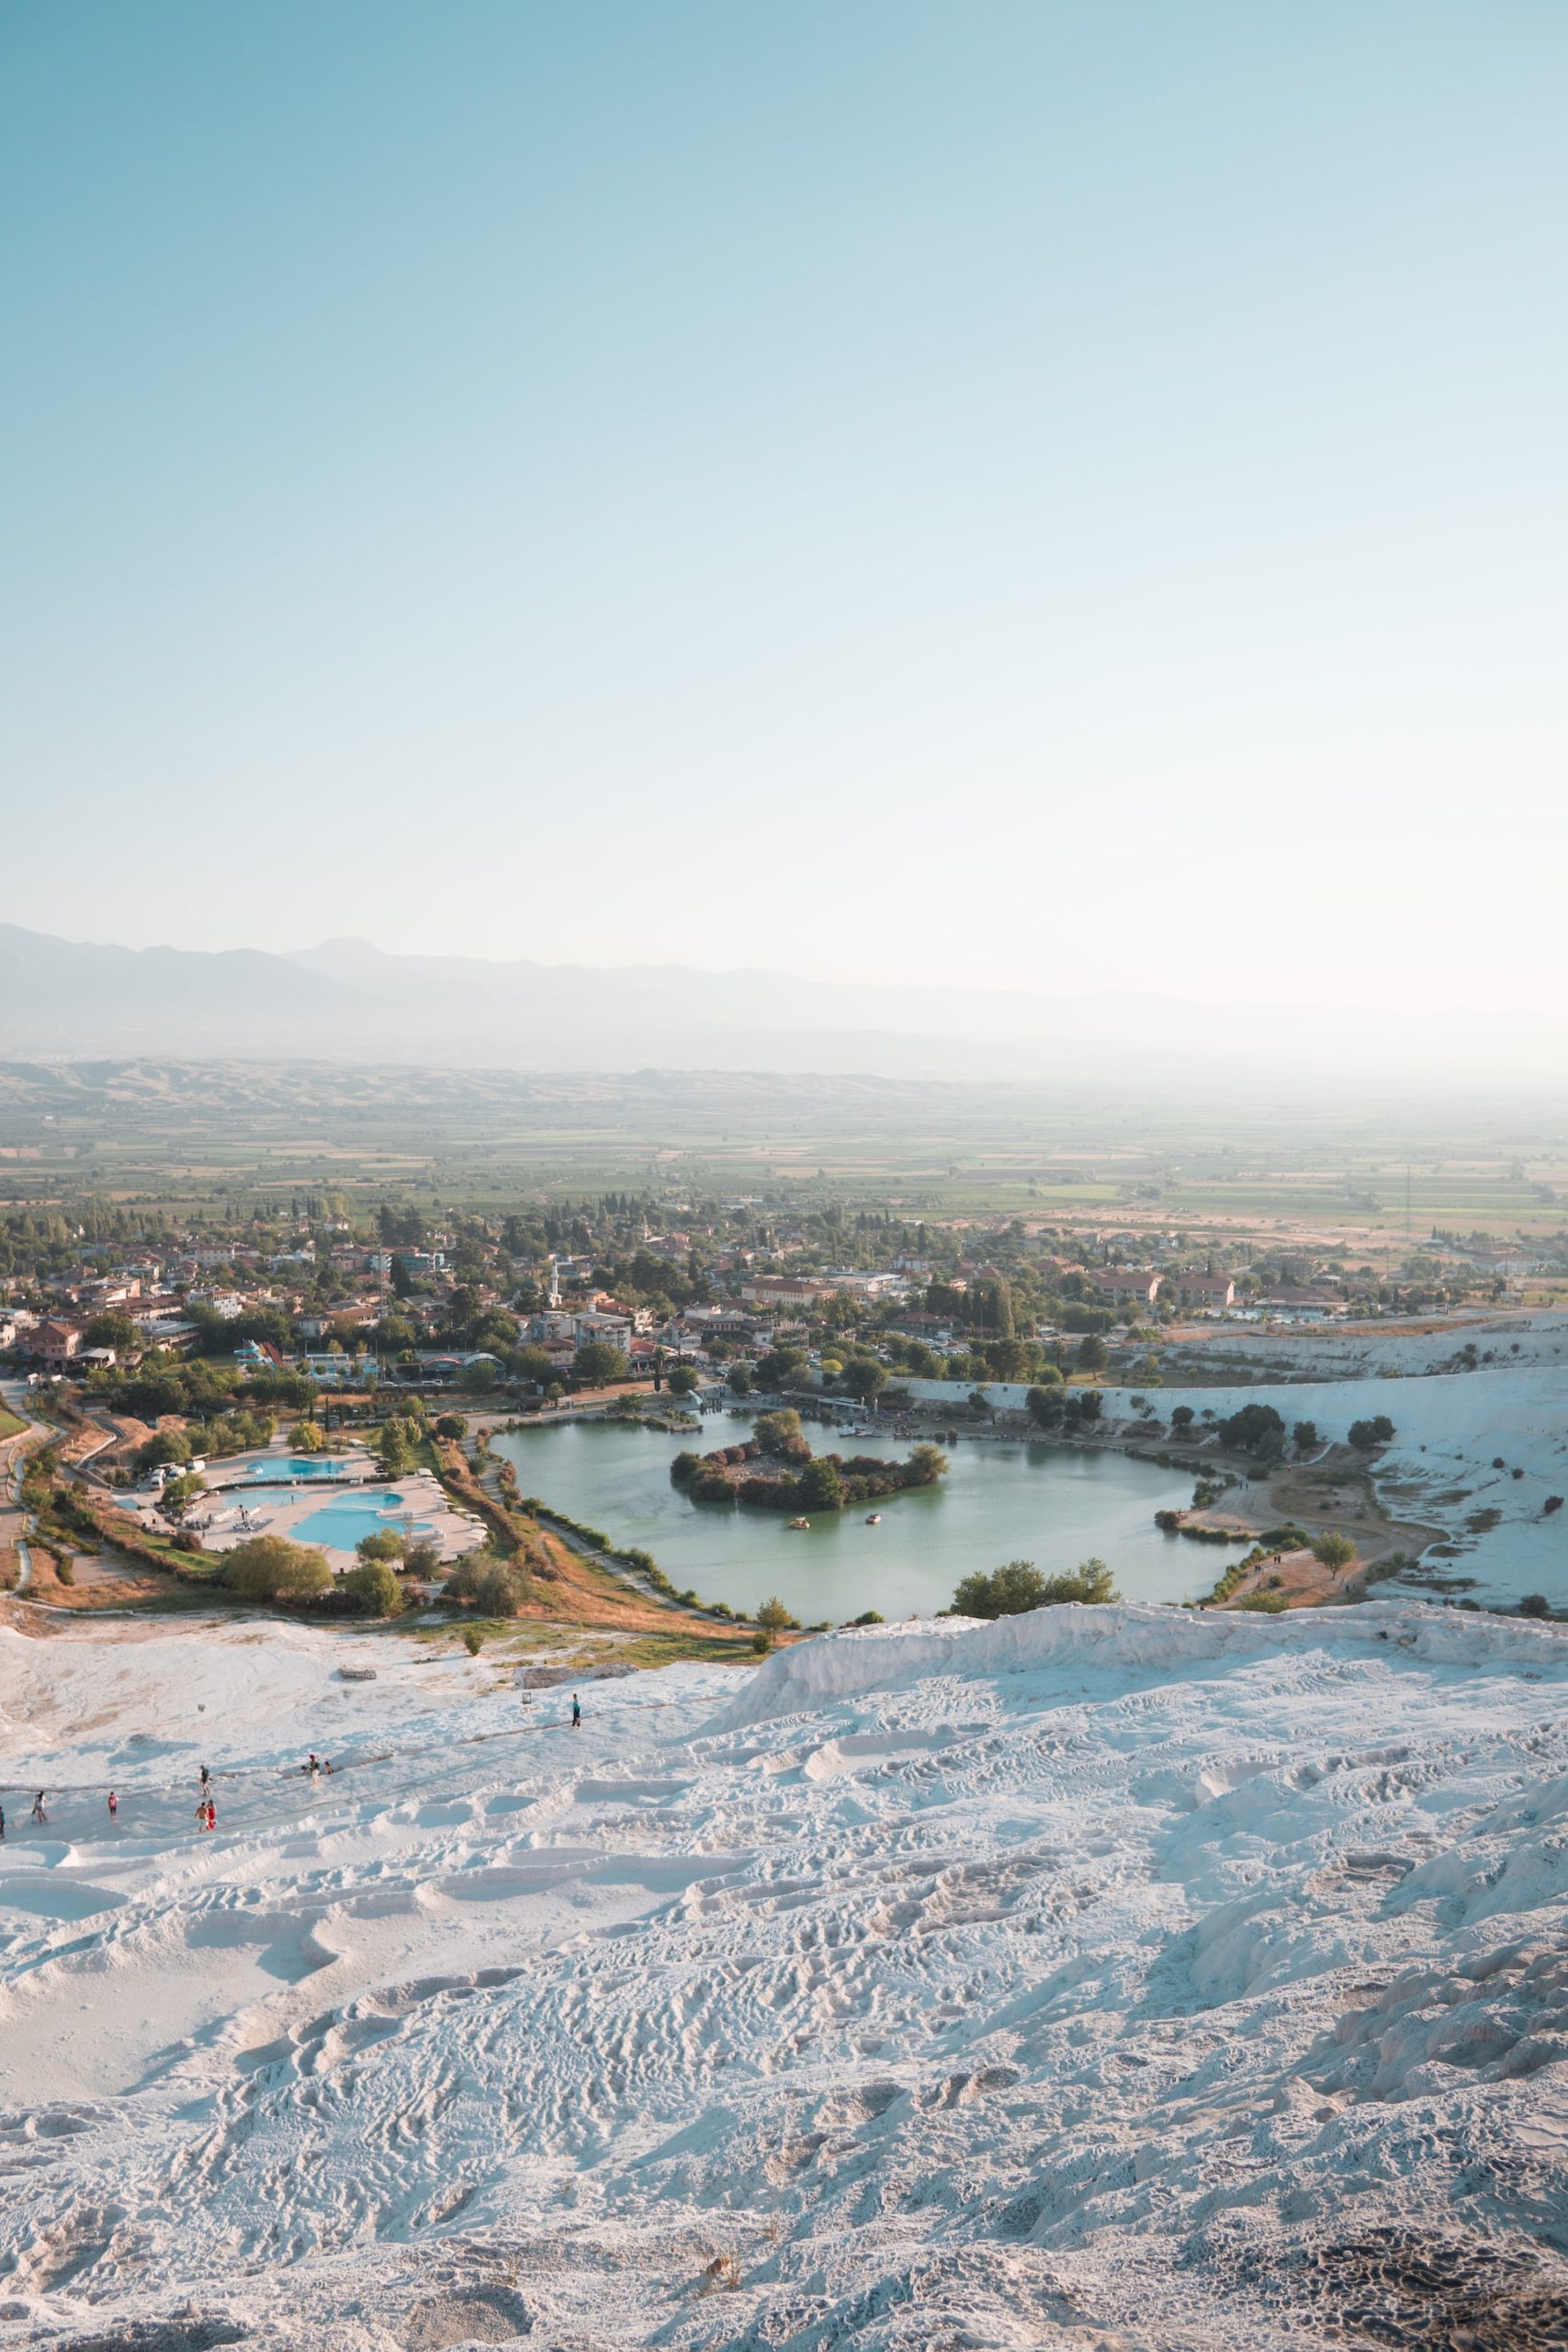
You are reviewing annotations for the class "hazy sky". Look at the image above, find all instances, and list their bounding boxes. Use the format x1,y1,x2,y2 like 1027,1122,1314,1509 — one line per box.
3,2,1564,1010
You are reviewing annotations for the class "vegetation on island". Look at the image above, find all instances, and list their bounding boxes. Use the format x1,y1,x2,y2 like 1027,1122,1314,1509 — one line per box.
670,1408,948,1513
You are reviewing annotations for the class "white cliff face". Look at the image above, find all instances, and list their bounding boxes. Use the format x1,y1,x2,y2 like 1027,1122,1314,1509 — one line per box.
2,1605,1567,2348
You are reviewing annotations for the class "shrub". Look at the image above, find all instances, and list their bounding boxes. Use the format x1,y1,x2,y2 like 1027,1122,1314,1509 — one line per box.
1348,1416,1395,1451
222,1535,333,1604
462,1625,484,1656
1233,1590,1288,1612
474,1563,528,1616
356,1528,405,1566
750,1630,772,1655
344,1559,404,1616
1312,1531,1358,1570
849,1610,885,1625
1545,1497,1564,1516
757,1595,796,1634
951,1556,1118,1619
1518,1593,1551,1618
1258,1524,1310,1550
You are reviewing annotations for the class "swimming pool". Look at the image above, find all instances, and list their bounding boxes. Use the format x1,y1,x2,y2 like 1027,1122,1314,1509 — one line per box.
245,1457,347,1480
291,1491,435,1552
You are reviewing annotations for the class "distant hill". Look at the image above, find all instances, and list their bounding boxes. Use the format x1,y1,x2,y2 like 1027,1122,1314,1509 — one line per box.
0,921,1562,1092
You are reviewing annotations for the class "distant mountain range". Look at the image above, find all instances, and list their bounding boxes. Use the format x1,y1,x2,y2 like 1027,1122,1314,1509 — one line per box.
0,922,1562,1093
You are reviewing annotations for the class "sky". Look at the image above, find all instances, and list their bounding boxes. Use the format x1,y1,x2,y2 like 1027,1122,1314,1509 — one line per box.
2,1,1565,1012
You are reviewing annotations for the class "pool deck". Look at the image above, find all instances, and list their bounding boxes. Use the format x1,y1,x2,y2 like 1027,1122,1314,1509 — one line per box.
127,1457,486,1571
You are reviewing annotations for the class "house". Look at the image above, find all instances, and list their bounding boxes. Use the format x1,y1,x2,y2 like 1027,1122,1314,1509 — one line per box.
34,1318,85,1366
678,1306,759,1342
1087,1270,1163,1306
1172,1273,1236,1311
741,1276,836,1308
571,1312,635,1356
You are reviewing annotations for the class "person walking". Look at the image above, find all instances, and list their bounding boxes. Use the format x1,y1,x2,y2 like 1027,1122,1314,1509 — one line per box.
195,1800,209,1832
107,1791,118,1819
571,1693,581,1730
30,1792,46,1825
0,1803,6,1842
205,1799,217,1831
199,1765,212,1795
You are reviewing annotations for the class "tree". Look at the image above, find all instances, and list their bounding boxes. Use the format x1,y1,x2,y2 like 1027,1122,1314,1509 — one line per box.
757,1595,795,1634
1170,1406,1196,1435
355,1528,405,1566
461,1362,498,1396
841,1358,886,1402
222,1535,333,1603
509,1346,557,1389
1076,1335,1108,1374
1025,1383,1065,1430
756,1347,807,1390
1220,1403,1287,1462
1312,1531,1358,1570
796,1455,844,1510
1518,1593,1551,1618
434,1414,468,1441
375,1418,417,1476
138,1429,192,1470
160,1473,207,1520
403,1536,443,1578
1348,1416,1395,1451
728,1361,753,1396
574,1341,628,1387
908,1443,949,1483
1292,1420,1319,1453
474,1562,527,1616
667,1363,699,1397
753,1408,806,1456
293,1419,325,1453
952,1555,1118,1617
344,1558,404,1616
85,1311,140,1352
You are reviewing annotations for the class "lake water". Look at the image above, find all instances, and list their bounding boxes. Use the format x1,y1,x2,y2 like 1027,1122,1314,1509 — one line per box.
491,1413,1211,1622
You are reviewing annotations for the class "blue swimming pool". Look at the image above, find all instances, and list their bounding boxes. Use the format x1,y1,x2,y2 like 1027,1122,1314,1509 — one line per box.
245,1457,346,1480
292,1491,435,1552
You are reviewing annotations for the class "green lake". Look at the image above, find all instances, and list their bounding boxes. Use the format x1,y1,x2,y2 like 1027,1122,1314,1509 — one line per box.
491,1411,1215,1622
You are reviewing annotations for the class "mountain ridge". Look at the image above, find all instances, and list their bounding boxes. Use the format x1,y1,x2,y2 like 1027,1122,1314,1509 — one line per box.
1,922,1563,1089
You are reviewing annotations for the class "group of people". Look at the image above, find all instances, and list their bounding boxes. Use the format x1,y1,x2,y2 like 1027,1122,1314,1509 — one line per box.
4,1701,585,1846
